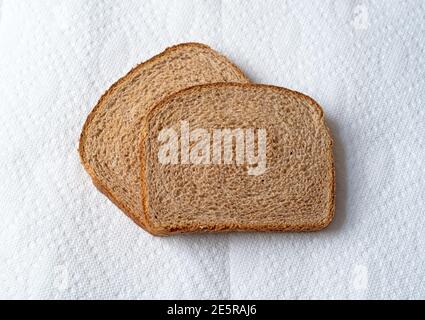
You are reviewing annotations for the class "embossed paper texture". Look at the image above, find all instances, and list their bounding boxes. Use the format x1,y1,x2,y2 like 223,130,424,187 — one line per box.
0,0,424,299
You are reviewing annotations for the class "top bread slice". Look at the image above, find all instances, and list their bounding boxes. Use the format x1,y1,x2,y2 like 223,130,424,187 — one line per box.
79,43,249,229
140,83,335,235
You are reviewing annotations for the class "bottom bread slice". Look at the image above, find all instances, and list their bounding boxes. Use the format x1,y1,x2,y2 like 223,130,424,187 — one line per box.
78,43,249,230
140,83,335,235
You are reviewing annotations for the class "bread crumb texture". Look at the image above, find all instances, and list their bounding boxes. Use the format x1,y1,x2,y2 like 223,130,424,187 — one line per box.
141,84,335,234
79,43,249,227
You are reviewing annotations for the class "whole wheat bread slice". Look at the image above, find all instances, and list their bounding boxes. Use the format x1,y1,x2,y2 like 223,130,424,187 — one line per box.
140,83,335,235
79,43,249,228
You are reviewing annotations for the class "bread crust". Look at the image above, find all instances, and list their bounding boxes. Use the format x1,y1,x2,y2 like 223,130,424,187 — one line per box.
139,83,335,236
78,43,249,231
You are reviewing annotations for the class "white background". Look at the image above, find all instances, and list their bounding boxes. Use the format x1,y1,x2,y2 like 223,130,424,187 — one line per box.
0,0,424,299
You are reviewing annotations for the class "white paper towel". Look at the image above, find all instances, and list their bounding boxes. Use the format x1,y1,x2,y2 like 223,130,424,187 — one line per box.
0,0,424,299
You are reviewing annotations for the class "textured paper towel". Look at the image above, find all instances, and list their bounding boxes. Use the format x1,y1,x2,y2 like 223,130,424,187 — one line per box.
0,0,424,299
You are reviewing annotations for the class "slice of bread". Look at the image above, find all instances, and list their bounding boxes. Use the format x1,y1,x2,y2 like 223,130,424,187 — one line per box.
79,43,249,229
140,83,335,235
